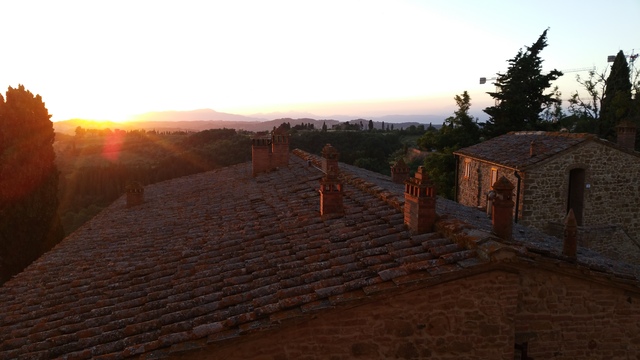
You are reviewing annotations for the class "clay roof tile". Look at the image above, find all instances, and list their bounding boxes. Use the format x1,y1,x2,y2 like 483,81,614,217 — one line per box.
1,148,637,359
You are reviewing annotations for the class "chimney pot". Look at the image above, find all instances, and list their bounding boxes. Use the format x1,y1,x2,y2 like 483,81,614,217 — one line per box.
491,176,514,241
126,181,144,208
616,119,637,151
391,158,410,184
404,167,436,234
319,144,344,217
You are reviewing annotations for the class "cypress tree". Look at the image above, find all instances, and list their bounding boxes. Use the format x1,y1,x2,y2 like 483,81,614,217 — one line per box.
482,29,563,138
0,85,64,284
600,50,632,140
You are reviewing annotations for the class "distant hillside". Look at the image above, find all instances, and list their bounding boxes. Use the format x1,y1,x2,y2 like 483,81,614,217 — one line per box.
328,114,444,125
130,109,264,122
53,119,341,135
53,109,445,135
129,108,445,125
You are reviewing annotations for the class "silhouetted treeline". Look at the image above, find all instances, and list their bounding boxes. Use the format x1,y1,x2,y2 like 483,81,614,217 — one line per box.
290,131,403,175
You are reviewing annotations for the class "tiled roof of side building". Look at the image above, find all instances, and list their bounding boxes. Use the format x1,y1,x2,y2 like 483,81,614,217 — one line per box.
454,131,597,170
1,149,638,359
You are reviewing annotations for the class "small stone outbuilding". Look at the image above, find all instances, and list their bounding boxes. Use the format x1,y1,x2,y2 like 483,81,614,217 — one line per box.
454,128,640,263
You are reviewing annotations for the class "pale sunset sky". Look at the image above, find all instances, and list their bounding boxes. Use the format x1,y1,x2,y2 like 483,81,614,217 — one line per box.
1,0,638,122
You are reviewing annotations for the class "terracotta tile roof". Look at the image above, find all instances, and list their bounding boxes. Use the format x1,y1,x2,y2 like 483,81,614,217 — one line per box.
454,131,596,170
1,149,638,359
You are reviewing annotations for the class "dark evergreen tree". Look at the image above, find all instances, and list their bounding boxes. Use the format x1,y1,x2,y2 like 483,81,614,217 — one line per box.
600,50,633,140
0,85,64,284
482,29,563,138
368,119,374,131
418,91,480,151
418,91,480,199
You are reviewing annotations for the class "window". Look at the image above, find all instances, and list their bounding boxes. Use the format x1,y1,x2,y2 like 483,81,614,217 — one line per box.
464,159,471,179
491,168,498,188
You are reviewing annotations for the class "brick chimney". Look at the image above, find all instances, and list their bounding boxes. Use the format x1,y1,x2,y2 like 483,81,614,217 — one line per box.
126,181,144,208
319,144,344,216
616,120,637,151
321,143,339,175
271,129,290,168
563,209,578,259
391,158,410,184
251,136,272,177
491,176,514,241
404,166,436,234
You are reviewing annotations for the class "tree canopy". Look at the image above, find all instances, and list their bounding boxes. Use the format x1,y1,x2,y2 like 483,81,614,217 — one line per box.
418,91,480,151
0,85,64,283
482,29,563,138
600,50,633,140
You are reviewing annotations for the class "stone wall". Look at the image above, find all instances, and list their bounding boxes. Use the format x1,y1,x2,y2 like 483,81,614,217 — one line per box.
516,268,640,359
181,271,520,360
456,156,524,218
456,156,482,208
522,141,640,256
175,267,640,359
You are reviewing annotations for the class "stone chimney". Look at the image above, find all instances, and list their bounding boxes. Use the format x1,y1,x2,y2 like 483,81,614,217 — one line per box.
404,166,436,234
319,144,344,216
491,176,514,241
391,158,410,184
126,181,144,208
616,120,637,151
271,129,290,168
251,136,272,177
563,209,578,259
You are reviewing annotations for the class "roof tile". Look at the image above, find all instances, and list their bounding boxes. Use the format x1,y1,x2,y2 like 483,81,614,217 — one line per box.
454,131,594,169
1,149,636,359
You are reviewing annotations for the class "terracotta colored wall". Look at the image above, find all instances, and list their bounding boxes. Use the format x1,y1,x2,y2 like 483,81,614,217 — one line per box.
181,271,520,360
516,268,640,359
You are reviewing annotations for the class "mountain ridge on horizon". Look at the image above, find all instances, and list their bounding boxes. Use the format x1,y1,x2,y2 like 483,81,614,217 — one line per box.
53,109,446,135
128,108,445,124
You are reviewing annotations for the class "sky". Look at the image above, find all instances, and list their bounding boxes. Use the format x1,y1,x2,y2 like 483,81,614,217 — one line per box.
1,0,638,123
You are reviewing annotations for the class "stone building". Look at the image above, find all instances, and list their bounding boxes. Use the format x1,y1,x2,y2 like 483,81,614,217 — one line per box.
1,144,640,359
454,128,640,264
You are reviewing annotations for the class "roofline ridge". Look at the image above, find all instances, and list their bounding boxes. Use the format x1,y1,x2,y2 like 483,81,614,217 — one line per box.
292,148,404,212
